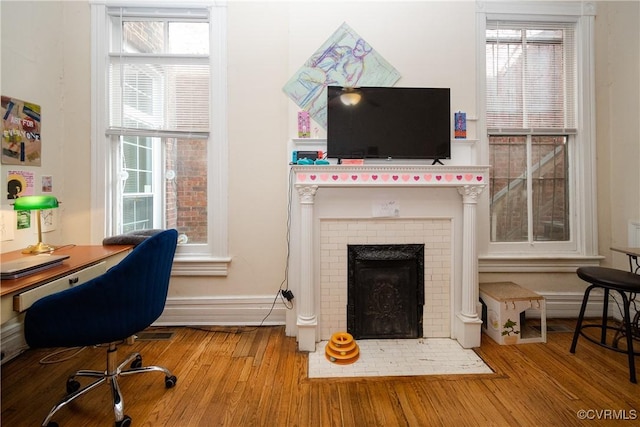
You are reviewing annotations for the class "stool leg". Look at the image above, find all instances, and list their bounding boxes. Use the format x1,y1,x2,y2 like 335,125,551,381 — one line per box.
601,287,610,345
571,285,595,353
617,290,637,383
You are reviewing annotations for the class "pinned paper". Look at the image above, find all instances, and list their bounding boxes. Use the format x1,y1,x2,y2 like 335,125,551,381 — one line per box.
373,200,400,217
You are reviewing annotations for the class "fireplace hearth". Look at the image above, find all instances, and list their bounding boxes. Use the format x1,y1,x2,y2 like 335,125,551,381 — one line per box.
348,244,424,339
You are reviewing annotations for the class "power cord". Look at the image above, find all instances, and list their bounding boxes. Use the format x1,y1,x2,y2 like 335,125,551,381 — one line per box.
37,339,127,365
264,167,297,315
221,168,297,333
278,167,296,301
50,244,77,252
39,346,87,365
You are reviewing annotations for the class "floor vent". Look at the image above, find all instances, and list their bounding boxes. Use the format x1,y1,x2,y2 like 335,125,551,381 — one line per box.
136,331,175,341
531,324,573,333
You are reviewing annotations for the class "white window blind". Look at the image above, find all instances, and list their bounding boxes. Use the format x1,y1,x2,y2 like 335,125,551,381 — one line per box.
486,20,577,133
107,7,210,136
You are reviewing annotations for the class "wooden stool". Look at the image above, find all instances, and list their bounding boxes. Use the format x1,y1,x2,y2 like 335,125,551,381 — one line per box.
570,266,640,383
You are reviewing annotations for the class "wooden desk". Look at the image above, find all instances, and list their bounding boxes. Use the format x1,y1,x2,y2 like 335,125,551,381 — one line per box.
1,244,132,363
611,246,640,274
1,245,132,297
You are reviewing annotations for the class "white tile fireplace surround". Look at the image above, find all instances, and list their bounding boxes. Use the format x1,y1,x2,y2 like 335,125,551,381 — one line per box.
319,218,451,340
286,165,489,352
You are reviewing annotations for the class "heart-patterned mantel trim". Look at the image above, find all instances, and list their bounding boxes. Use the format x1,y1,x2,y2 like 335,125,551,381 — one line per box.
295,167,486,186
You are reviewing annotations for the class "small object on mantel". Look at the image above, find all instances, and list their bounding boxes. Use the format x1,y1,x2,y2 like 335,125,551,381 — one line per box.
325,332,359,365
298,111,310,138
454,111,467,139
340,159,364,165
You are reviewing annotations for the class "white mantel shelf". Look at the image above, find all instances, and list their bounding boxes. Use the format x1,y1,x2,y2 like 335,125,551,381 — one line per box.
289,164,490,352
292,165,488,187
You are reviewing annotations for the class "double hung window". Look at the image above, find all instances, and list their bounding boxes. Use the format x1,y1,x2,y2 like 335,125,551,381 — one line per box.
478,1,598,263
486,21,575,244
92,3,229,271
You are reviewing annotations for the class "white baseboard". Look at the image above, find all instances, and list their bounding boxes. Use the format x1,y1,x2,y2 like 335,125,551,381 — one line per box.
539,291,631,320
1,291,623,365
154,292,613,327
155,295,288,326
2,295,288,364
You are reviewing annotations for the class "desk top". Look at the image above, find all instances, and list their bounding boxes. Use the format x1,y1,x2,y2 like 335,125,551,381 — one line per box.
1,245,132,296
611,247,640,258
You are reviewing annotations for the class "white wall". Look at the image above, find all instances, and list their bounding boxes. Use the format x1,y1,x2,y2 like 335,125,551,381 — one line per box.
1,1,638,324
1,1,92,252
594,1,640,270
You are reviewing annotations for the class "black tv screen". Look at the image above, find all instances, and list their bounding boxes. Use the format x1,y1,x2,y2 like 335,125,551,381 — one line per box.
327,86,451,161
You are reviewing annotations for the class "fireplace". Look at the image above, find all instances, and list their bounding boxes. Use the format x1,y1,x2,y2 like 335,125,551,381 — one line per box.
288,164,489,351
347,244,424,339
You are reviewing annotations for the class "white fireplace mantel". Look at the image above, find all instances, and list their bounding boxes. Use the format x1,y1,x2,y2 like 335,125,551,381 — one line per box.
293,164,487,187
288,164,489,351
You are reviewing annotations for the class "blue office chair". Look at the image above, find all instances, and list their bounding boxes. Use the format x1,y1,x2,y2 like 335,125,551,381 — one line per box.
24,229,179,427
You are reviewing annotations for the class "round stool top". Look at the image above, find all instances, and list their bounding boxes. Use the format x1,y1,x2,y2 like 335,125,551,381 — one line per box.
577,266,640,292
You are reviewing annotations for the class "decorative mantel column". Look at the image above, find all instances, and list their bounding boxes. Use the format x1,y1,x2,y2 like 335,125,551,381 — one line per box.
295,184,318,352
289,165,490,352
456,184,485,348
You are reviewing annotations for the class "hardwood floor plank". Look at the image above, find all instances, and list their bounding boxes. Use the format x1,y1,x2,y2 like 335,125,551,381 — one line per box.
3,321,640,426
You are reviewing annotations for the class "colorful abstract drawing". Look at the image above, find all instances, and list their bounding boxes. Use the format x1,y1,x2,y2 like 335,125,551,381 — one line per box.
1,96,42,166
283,22,401,129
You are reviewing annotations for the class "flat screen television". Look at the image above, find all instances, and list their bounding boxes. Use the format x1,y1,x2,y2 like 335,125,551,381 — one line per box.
326,86,451,162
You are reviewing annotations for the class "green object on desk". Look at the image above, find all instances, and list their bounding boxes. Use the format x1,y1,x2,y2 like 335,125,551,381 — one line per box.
13,195,59,211
12,195,59,254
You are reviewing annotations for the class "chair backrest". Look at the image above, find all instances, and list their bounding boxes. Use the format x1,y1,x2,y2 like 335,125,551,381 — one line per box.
25,229,178,348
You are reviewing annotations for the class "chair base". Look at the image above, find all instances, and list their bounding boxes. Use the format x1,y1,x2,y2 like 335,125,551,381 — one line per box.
41,342,177,427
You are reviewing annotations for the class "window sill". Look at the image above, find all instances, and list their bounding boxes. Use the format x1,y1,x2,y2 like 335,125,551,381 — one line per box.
479,254,604,273
171,256,231,276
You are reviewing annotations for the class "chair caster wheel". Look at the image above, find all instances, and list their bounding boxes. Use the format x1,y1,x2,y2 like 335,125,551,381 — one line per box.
66,378,80,394
130,355,142,369
46,422,59,427
115,415,132,427
165,375,177,388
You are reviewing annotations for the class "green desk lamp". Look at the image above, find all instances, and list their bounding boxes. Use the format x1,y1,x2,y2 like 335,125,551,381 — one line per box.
13,195,59,254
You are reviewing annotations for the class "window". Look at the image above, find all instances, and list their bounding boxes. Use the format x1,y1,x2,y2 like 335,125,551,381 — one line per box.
477,1,599,266
489,135,569,243
92,3,229,274
486,21,575,244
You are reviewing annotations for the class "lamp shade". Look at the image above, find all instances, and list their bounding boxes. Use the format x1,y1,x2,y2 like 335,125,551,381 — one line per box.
13,195,59,211
340,88,362,106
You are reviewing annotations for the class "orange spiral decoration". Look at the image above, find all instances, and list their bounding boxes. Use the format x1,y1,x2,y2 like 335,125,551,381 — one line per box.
325,332,359,365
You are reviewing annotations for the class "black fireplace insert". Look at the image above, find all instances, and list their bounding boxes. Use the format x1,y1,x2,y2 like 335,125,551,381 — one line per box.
347,244,425,339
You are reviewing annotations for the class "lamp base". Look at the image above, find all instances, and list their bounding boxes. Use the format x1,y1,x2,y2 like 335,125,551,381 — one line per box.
22,242,56,255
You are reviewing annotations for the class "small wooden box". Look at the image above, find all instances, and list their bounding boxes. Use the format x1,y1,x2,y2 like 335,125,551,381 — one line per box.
479,282,546,345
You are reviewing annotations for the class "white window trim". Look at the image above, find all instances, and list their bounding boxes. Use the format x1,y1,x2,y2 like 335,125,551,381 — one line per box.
475,1,602,272
90,1,230,276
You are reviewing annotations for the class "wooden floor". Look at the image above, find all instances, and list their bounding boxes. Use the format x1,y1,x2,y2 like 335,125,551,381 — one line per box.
2,320,639,426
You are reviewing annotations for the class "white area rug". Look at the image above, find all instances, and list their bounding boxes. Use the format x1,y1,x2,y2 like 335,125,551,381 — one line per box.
308,338,493,379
